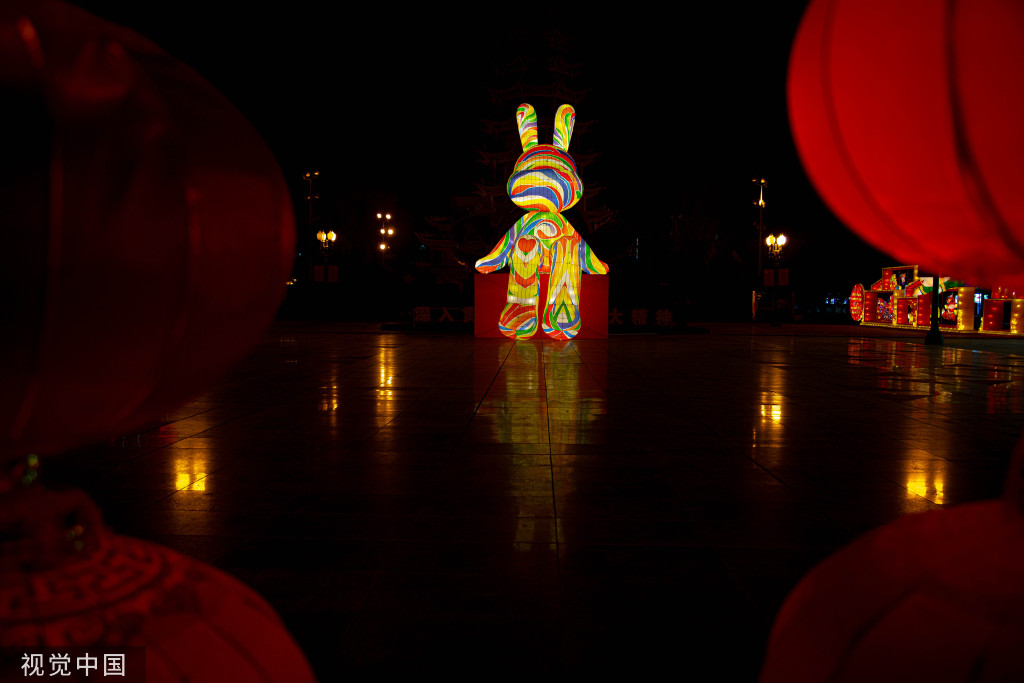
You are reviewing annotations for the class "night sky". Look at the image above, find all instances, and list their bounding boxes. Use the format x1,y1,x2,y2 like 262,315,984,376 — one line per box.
72,2,891,305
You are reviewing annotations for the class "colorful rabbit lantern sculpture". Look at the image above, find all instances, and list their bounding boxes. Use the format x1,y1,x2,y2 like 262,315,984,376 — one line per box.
475,104,608,340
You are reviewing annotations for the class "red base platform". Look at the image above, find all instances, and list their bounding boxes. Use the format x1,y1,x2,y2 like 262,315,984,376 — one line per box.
474,272,609,339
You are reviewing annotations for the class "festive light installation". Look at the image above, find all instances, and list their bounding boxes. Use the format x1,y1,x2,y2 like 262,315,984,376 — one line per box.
786,0,1024,292
0,2,312,679
476,104,608,339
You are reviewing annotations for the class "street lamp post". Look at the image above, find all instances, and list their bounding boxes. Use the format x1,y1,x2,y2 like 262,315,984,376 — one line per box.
316,229,337,248
766,232,787,326
377,212,393,264
303,171,319,226
753,178,767,320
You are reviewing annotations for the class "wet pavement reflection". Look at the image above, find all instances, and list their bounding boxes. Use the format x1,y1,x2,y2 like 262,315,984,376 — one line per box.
47,323,1024,676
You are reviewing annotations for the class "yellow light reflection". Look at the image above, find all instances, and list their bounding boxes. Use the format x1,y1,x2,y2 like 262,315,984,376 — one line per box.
174,458,207,491
320,381,340,429
753,362,787,446
377,347,396,408
319,382,340,412
903,460,947,506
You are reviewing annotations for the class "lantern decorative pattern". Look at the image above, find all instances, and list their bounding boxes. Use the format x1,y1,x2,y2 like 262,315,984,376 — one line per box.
475,103,608,340
0,480,315,682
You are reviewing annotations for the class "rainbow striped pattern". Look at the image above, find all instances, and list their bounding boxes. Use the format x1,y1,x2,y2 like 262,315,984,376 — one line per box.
507,147,581,213
553,104,575,151
516,103,538,151
476,104,608,340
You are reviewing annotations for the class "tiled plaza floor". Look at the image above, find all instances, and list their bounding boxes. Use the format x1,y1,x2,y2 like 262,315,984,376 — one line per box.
45,322,1024,677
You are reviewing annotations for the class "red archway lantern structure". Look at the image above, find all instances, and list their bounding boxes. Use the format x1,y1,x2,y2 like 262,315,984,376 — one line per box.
0,2,313,679
787,0,1024,292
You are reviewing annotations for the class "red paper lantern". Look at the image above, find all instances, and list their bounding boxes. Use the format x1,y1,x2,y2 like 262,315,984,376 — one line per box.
761,438,1024,682
1,483,315,682
0,4,312,680
787,0,1024,291
0,0,295,457
849,283,864,322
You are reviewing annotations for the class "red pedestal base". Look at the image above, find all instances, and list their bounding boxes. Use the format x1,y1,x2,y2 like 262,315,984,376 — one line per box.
474,272,609,339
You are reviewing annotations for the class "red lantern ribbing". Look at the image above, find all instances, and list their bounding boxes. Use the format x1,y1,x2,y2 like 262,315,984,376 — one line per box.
787,0,1024,291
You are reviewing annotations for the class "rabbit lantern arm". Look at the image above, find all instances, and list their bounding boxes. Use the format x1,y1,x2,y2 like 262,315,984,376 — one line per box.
475,224,517,273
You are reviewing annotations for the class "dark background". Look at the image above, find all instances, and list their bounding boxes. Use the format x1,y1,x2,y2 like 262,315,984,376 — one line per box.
71,2,891,321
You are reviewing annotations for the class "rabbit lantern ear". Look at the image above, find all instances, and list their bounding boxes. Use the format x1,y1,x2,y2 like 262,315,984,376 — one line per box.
553,104,575,151
516,103,538,151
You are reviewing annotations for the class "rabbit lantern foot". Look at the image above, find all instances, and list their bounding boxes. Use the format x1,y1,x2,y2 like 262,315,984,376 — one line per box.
476,103,608,340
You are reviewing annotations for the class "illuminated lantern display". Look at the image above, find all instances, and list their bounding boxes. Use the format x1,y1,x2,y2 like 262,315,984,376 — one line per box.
1,0,295,458
848,283,864,322
0,2,312,679
476,103,608,339
849,262,1024,334
787,0,1024,293
761,440,1024,682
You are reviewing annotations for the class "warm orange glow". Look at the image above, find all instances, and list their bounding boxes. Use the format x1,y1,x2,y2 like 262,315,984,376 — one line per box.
319,383,339,412
174,458,207,491
904,460,947,506
379,243,386,250
387,228,393,235
376,213,382,219
376,348,395,403
327,230,336,242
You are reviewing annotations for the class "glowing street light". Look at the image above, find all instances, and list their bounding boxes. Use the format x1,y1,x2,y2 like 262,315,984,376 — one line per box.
765,232,788,326
316,229,337,247
377,212,394,259
766,232,787,261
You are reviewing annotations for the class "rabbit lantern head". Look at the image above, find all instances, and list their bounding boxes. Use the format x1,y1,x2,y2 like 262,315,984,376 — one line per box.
476,103,608,340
